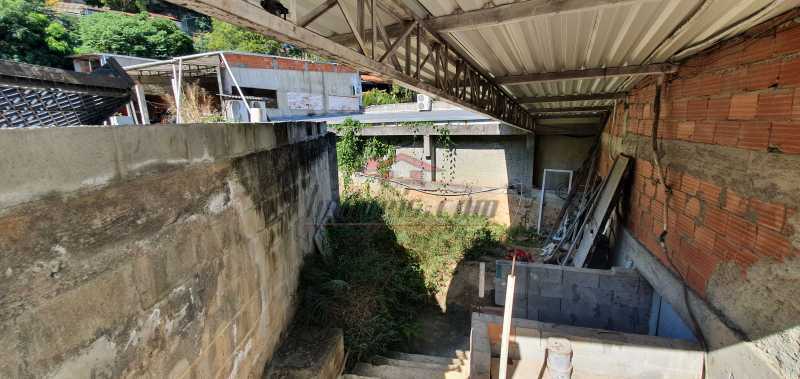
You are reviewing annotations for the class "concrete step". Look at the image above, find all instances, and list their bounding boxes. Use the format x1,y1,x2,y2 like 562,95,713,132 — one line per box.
372,356,460,371
384,351,465,366
352,362,466,379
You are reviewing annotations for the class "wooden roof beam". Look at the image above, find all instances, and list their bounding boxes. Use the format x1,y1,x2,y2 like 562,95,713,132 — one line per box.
519,92,627,103
496,63,677,85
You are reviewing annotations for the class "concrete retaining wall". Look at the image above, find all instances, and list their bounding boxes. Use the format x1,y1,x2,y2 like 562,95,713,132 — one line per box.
494,261,652,334
0,122,338,378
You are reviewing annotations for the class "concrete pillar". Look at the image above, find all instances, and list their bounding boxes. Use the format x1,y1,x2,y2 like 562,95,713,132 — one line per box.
424,134,437,182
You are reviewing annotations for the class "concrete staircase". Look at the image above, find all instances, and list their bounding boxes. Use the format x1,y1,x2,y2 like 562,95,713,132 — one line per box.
343,351,468,379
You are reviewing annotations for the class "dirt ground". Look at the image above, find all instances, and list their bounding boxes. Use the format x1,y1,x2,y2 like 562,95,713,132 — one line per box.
400,258,500,357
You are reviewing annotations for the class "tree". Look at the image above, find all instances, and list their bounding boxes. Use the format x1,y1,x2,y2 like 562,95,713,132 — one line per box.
194,19,283,54
0,0,77,67
85,0,147,13
76,12,194,59
194,19,327,61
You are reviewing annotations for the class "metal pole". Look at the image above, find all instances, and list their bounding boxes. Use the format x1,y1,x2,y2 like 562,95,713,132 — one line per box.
538,171,547,233
134,84,150,125
171,63,181,124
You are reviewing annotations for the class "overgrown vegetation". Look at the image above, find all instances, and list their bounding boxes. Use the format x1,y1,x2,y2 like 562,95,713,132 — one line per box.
75,11,194,59
164,82,226,123
1,1,316,68
361,84,415,107
297,189,503,365
334,117,395,190
0,0,77,68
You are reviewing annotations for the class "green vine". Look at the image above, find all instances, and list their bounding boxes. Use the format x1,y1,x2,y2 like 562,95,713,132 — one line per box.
335,117,459,193
397,121,457,187
334,117,395,192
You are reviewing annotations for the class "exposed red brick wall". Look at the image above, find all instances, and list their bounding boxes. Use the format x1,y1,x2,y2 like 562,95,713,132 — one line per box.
224,53,356,73
600,12,800,298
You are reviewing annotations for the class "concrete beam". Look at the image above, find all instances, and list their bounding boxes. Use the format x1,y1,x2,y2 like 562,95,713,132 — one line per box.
519,92,627,103
331,122,529,136
495,63,678,85
424,0,660,33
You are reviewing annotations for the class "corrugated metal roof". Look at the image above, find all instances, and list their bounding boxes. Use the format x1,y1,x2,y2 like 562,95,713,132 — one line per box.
299,0,799,102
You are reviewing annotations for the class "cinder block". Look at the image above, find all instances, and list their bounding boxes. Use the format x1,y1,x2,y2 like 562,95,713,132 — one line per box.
637,284,654,308
539,283,565,298
496,261,512,278
568,285,612,307
563,269,600,288
494,277,507,305
528,265,563,284
599,272,640,293
538,302,569,325
612,288,639,306
609,305,639,333
527,280,542,296
561,299,598,321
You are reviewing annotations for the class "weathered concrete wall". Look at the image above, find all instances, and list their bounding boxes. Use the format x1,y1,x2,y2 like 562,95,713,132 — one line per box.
533,134,594,188
366,134,535,192
600,11,800,378
0,122,338,378
224,54,361,119
347,176,564,227
494,261,652,334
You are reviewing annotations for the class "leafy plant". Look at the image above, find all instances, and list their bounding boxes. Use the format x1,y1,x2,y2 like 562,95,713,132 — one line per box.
334,117,395,190
194,19,327,61
76,11,194,59
0,0,77,68
85,0,148,13
362,84,415,107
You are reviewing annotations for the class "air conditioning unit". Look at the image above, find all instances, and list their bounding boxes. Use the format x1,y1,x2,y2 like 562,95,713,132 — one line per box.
417,94,432,111
225,100,250,122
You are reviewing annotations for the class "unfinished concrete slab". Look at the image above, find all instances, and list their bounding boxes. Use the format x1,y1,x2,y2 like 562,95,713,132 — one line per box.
469,313,703,379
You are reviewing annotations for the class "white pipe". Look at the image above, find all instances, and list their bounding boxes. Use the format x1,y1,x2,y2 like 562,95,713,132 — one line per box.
134,84,150,125
499,272,515,379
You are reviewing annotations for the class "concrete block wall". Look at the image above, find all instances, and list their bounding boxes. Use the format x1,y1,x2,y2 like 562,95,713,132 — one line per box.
0,122,338,378
600,10,800,378
494,261,652,334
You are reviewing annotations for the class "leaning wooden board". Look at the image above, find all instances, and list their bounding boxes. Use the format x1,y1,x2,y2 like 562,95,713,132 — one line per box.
571,155,631,267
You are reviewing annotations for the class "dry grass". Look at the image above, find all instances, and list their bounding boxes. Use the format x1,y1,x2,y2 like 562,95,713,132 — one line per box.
165,82,225,123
